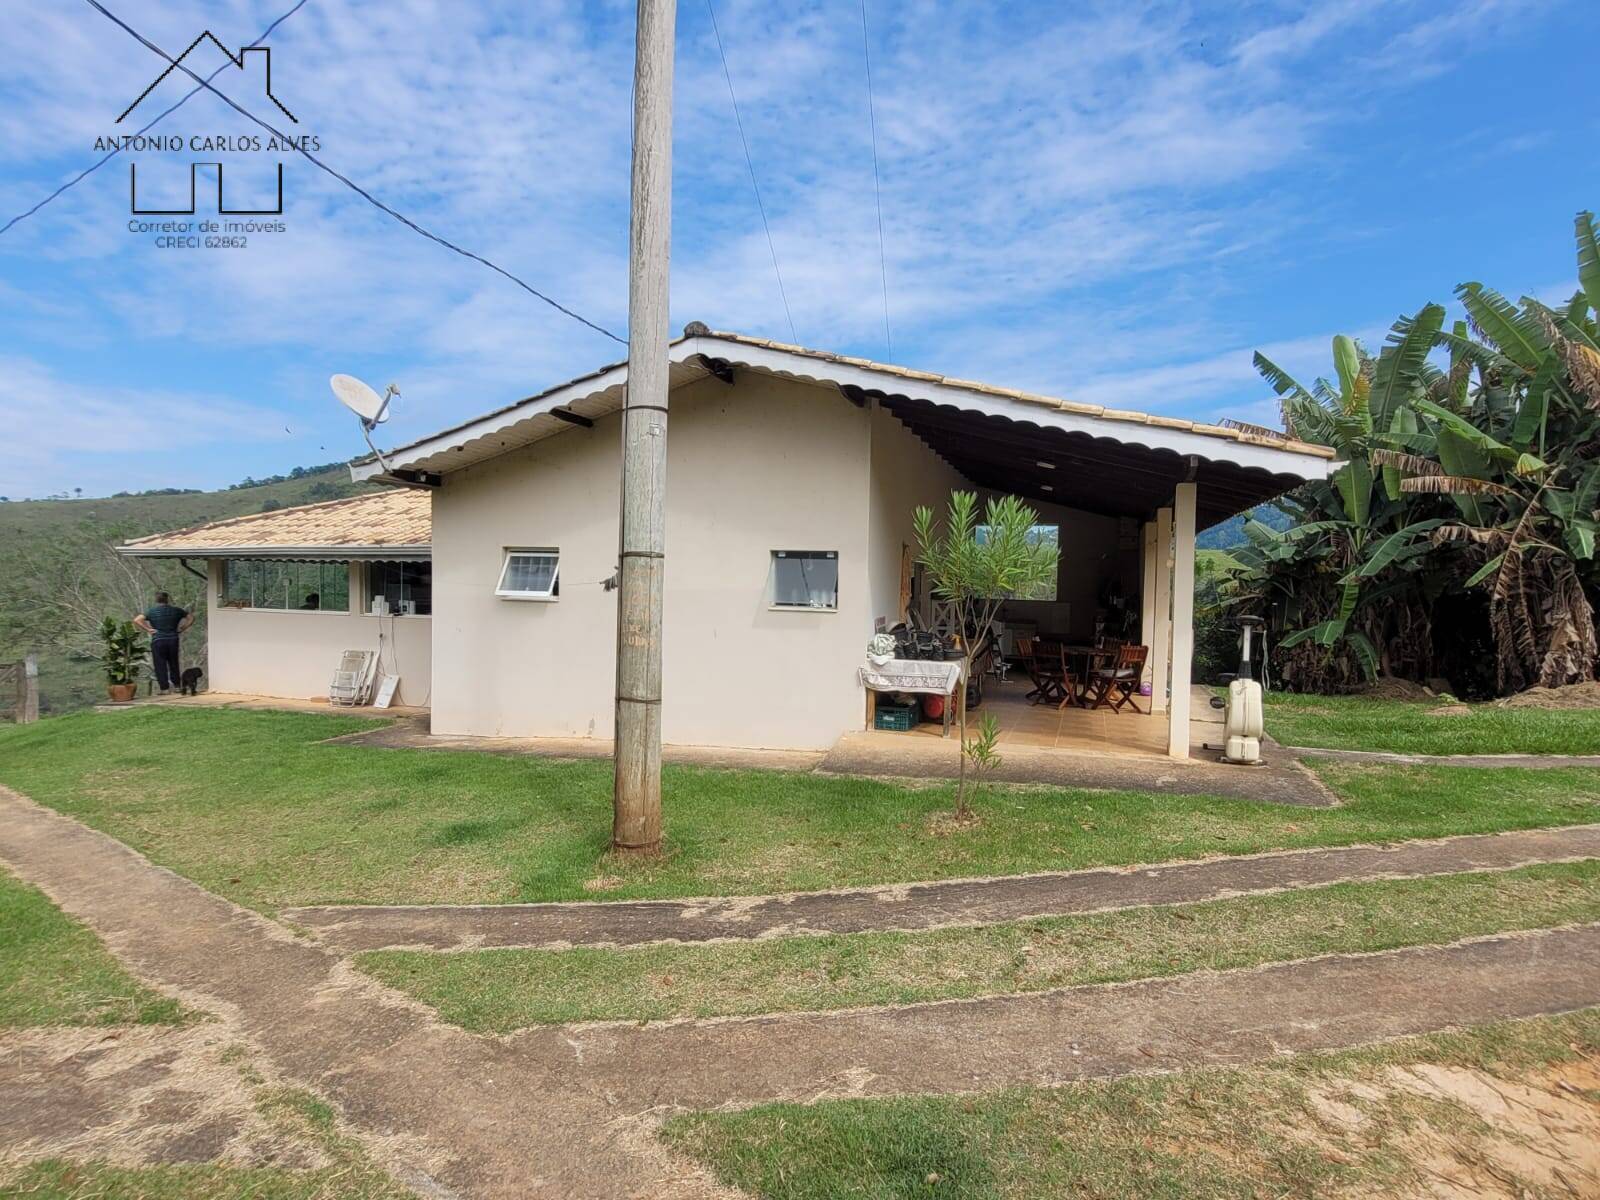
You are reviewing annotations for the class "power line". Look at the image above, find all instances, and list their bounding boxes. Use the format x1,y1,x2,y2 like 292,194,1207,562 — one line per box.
1,0,310,236
80,0,627,346
860,0,892,359
704,0,798,345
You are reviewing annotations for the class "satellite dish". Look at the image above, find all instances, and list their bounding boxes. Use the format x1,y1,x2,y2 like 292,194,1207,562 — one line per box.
330,374,394,427
330,373,400,471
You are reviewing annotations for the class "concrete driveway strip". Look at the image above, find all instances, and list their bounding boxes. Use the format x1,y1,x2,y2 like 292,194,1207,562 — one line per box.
5,785,1600,1200
283,823,1600,951
552,923,1600,1109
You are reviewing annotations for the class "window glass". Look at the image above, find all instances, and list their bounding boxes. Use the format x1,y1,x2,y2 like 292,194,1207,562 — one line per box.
497,550,560,598
220,561,350,610
368,561,432,615
976,523,1060,601
771,551,838,609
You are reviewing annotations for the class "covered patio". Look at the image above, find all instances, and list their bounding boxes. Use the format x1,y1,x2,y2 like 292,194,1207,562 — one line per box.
854,374,1337,762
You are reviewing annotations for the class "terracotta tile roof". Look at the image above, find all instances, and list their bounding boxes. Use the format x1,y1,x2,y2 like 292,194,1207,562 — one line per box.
118,488,430,556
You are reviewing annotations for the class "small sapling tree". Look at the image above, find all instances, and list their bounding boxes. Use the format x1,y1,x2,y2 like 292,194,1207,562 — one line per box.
914,492,1059,818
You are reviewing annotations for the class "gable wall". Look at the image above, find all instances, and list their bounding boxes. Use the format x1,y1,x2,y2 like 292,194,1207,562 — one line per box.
428,371,873,749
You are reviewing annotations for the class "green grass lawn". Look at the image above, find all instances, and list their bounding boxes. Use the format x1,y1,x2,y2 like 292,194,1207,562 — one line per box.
0,708,1597,911
0,868,186,1028
1265,690,1600,755
357,860,1600,1028
663,1007,1600,1200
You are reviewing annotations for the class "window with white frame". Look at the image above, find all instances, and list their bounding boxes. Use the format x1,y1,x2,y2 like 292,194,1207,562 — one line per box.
497,549,560,600
770,550,838,610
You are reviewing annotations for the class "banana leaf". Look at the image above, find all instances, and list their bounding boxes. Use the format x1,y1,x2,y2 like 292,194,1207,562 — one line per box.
1371,304,1444,428
1463,552,1506,589
1253,352,1313,401
1566,520,1596,561
1577,211,1600,319
1378,410,1421,499
1344,631,1380,681
1333,335,1361,404
1354,519,1447,576
1456,283,1550,370
1333,459,1372,526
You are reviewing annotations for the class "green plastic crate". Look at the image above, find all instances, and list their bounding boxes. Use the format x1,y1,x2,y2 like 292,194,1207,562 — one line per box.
874,701,920,731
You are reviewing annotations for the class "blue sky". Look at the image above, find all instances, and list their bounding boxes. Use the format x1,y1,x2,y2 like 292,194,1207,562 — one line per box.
2,0,1597,499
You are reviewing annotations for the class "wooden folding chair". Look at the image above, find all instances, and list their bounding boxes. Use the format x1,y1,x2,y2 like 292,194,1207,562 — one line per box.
1082,644,1148,712
1020,637,1072,706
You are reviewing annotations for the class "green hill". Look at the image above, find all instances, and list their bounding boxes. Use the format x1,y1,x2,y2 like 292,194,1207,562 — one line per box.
0,464,377,717
1197,504,1293,550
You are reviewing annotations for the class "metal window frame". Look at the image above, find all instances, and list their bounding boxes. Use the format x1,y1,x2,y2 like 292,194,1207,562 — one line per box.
496,548,561,601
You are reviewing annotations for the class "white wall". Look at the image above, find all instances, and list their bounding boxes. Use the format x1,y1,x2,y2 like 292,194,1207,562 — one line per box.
866,405,968,631
429,372,873,749
205,561,432,705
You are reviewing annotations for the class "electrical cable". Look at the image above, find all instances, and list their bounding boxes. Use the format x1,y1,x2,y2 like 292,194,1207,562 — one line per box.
1,0,309,236
704,0,798,345
859,0,893,359
76,0,626,345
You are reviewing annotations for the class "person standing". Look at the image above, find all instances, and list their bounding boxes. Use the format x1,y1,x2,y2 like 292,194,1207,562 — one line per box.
134,591,194,695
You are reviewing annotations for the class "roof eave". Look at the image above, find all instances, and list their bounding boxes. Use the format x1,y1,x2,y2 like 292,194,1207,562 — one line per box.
354,332,1338,486
116,543,431,560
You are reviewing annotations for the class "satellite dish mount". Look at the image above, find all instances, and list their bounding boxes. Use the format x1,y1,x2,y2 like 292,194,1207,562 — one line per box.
330,374,400,473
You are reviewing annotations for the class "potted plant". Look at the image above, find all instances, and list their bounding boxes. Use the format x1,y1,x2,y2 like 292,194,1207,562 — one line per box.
100,616,146,703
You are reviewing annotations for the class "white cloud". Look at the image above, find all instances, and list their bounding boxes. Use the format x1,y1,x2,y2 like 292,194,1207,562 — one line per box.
0,0,1570,491
0,353,294,498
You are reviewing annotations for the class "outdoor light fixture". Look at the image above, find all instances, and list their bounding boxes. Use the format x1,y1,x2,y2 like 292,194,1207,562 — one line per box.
1035,459,1056,469
1041,484,1054,492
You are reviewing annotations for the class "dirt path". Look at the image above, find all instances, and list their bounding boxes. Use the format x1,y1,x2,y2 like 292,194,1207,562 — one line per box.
0,786,737,1200
0,1026,327,1171
5,785,1600,1199
283,823,1600,951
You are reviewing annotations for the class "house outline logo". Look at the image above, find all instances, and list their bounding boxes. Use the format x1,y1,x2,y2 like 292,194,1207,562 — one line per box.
117,31,298,125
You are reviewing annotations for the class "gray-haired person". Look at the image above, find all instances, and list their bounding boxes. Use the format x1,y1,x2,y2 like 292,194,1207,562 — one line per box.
133,591,194,695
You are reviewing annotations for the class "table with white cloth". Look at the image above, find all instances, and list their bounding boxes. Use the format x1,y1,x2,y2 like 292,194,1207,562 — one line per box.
858,658,965,737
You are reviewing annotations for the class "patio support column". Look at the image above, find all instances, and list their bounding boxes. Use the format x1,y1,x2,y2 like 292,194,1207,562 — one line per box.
1139,521,1158,695
1150,506,1173,713
1166,481,1197,760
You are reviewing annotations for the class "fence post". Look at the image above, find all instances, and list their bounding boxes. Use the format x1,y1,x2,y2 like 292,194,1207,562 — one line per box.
21,654,39,724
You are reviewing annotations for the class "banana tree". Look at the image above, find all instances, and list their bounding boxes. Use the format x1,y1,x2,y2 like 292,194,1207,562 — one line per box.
1234,317,1447,688
1368,214,1600,689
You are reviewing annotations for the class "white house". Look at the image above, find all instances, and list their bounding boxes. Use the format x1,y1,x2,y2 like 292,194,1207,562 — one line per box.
121,329,1335,757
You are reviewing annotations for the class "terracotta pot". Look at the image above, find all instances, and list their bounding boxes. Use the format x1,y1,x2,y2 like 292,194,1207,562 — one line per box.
107,682,137,703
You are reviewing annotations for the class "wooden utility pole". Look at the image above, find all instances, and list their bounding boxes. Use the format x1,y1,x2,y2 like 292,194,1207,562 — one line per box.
613,0,676,855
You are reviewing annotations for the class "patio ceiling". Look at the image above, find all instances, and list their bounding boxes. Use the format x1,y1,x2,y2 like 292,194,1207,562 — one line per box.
873,392,1315,527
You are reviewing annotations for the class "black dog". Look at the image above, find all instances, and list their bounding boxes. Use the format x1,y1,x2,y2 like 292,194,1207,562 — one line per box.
179,666,203,696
